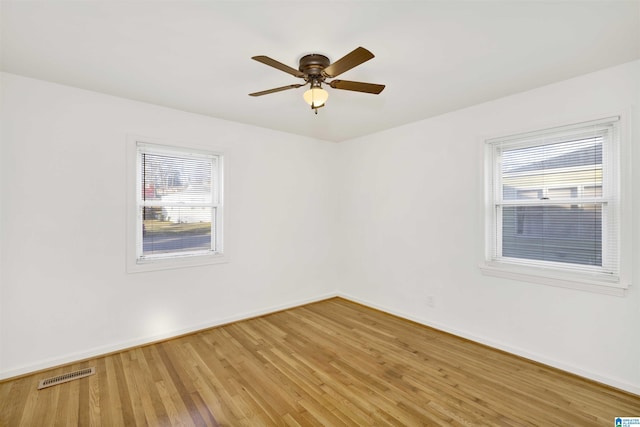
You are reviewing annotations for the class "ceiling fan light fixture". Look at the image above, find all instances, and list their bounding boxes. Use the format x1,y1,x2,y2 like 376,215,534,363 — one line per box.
303,87,329,108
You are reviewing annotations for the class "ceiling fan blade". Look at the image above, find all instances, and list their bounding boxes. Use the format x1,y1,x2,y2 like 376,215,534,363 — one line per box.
249,84,305,97
252,55,305,78
322,47,375,78
329,80,385,94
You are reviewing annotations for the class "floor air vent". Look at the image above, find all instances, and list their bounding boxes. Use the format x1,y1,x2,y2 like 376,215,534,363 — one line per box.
37,367,95,390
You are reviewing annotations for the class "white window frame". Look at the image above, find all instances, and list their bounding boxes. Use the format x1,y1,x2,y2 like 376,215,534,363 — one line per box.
480,115,631,295
127,136,227,273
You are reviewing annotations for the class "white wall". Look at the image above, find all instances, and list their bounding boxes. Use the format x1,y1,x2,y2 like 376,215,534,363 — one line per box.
336,60,640,394
0,73,339,378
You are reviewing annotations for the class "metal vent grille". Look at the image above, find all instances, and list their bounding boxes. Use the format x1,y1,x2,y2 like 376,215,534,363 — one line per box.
37,367,95,390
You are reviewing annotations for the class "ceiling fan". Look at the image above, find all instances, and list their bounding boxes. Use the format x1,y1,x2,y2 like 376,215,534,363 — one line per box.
249,46,385,113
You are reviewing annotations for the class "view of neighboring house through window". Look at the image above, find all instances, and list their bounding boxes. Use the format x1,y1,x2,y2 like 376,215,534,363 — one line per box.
485,116,620,279
136,142,223,262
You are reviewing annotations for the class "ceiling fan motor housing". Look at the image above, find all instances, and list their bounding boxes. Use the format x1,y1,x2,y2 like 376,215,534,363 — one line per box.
299,54,330,78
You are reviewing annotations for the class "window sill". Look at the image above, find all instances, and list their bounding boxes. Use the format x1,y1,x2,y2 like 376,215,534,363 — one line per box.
127,252,228,273
479,262,628,296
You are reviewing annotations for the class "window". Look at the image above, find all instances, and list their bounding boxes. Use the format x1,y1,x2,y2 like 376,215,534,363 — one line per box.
483,116,625,291
134,141,223,267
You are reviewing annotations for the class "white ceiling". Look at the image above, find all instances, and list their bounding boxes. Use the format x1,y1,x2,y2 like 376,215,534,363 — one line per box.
2,1,639,142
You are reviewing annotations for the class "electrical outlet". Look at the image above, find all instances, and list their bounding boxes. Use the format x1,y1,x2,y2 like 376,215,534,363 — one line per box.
426,296,435,308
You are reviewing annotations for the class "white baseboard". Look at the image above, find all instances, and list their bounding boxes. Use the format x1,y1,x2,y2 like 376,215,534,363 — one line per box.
337,292,640,396
0,292,339,381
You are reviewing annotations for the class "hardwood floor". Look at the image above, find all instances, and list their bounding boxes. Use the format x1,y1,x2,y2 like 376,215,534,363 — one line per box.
1,297,639,426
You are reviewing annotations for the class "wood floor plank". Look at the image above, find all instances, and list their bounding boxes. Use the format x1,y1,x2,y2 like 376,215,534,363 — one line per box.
0,379,24,425
103,356,126,426
131,347,168,426
155,347,200,426
53,365,79,427
1,297,639,425
126,353,156,426
17,376,41,426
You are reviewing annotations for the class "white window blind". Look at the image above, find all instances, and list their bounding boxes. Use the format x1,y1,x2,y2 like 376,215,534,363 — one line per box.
486,116,620,279
136,143,222,262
